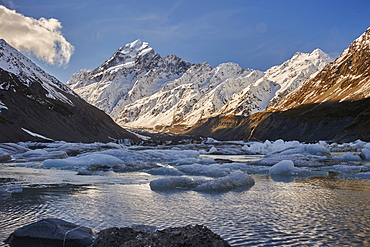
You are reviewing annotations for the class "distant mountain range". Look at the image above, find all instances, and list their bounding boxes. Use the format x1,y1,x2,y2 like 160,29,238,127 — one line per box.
67,40,332,133
2,27,370,143
0,39,140,143
187,28,370,142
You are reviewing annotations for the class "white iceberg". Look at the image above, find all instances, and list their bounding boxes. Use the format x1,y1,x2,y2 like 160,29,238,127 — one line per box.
194,171,255,192
360,148,370,160
149,176,204,191
43,153,123,169
177,164,230,177
269,160,310,176
333,152,362,162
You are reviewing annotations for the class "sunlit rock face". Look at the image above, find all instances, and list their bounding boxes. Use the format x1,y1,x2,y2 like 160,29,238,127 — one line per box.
274,28,370,111
186,28,370,142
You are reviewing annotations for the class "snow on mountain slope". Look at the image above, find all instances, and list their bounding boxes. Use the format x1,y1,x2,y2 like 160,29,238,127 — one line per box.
67,40,191,116
218,77,280,117
116,63,265,129
265,48,333,109
67,38,332,132
117,48,331,130
274,28,370,111
0,39,75,106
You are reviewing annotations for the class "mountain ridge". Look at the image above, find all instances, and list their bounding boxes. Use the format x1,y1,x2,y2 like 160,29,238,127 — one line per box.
185,28,370,142
0,39,140,143
68,40,332,132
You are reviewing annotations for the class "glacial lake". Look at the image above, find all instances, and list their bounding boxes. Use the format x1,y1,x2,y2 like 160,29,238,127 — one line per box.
1,152,370,247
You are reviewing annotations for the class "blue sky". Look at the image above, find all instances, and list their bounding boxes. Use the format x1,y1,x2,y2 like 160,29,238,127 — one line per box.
1,0,370,82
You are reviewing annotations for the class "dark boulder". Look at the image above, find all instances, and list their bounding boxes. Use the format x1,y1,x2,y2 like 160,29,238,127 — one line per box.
93,224,230,247
4,218,94,247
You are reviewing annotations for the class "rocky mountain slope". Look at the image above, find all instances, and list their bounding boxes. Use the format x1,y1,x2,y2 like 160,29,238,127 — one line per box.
68,40,331,132
186,28,370,142
273,28,370,111
0,39,140,143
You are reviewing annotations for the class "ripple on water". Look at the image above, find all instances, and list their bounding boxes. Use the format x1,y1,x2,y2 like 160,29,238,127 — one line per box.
1,173,370,246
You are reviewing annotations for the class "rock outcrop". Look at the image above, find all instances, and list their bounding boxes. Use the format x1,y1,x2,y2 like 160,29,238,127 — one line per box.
4,219,231,247
93,224,230,247
4,218,94,247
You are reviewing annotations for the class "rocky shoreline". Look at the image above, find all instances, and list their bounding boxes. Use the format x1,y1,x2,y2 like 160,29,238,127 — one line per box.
4,218,230,247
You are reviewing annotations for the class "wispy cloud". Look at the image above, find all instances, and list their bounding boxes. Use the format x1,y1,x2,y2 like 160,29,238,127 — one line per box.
0,5,74,66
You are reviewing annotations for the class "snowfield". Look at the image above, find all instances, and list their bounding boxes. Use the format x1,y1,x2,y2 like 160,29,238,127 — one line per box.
1,139,370,195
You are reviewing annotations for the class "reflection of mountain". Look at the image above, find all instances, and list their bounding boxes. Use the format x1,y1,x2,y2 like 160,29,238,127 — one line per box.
186,28,370,142
0,39,139,142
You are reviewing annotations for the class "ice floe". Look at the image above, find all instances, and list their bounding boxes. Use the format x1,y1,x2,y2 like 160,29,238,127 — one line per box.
150,171,254,192
1,139,370,190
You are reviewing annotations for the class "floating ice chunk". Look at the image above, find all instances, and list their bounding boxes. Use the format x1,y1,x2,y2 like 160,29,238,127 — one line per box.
332,152,362,162
242,140,301,155
14,149,68,161
150,176,205,191
304,144,331,157
177,164,230,177
208,147,218,153
353,171,370,180
112,161,159,172
147,166,184,176
203,137,220,144
321,165,369,174
266,143,331,158
194,171,255,192
269,160,310,176
0,143,30,155
43,153,123,169
0,151,11,162
360,149,370,160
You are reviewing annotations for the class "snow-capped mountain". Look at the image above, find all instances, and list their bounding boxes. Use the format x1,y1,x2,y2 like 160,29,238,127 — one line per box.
68,39,331,132
0,39,76,106
187,27,370,142
117,49,330,130
116,63,263,129
274,28,370,111
67,40,191,118
265,48,333,109
0,39,140,143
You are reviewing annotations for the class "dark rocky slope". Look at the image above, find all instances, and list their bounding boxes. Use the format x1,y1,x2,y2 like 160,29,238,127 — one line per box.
0,40,140,143
186,98,370,142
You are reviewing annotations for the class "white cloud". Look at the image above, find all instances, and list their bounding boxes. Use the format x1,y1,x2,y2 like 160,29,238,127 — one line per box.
0,5,74,66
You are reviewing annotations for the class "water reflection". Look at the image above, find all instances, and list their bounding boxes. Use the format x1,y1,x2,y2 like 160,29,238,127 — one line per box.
1,174,370,246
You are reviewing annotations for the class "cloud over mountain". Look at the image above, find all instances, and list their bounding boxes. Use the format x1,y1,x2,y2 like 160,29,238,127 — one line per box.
0,5,74,66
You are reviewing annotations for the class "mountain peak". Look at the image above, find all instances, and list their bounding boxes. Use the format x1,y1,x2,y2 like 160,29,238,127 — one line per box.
273,27,370,110
95,39,159,73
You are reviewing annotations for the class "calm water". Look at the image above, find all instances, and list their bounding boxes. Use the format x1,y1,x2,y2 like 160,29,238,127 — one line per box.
1,160,370,246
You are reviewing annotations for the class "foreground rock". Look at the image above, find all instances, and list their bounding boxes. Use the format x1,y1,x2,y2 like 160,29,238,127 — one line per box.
4,218,94,247
4,219,230,247
93,224,230,247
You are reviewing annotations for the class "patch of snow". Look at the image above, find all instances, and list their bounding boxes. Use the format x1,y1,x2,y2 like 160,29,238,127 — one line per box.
21,128,54,141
